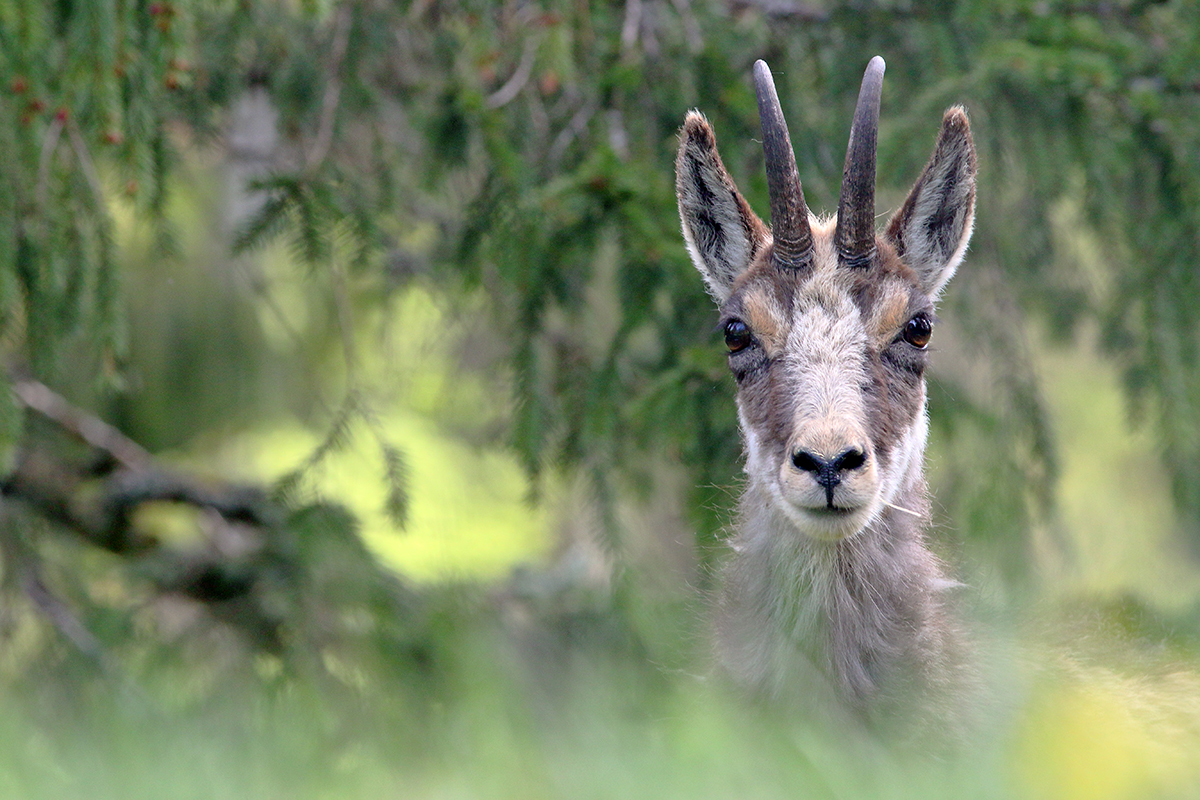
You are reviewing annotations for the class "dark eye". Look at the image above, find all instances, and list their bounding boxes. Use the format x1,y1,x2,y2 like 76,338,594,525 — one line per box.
724,319,753,353
902,314,933,349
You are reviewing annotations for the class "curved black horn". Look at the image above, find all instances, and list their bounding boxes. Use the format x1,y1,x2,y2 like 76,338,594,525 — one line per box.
753,60,812,270
835,56,885,268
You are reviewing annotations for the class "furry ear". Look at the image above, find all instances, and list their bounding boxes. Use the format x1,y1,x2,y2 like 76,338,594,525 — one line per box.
884,107,977,299
676,112,768,304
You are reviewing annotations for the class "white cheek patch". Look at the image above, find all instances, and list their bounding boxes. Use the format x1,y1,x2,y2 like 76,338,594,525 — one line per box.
878,394,929,505
738,403,775,485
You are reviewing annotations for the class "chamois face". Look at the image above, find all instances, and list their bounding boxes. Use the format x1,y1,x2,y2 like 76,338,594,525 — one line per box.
676,59,976,541
717,222,935,539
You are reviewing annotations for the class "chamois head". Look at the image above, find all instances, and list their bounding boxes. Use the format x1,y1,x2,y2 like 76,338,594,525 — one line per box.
676,58,976,541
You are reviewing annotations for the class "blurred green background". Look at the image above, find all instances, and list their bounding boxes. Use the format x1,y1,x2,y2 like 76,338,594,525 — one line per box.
2,0,1200,797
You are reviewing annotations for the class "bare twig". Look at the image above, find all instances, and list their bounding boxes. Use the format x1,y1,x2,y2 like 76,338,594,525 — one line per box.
670,0,704,52
12,377,151,470
66,119,109,215
883,501,923,518
22,566,115,670
549,100,598,168
35,116,65,212
726,0,828,22
2,382,293,653
485,33,540,110
330,257,359,380
306,3,354,170
233,260,335,415
621,0,643,55
7,377,273,553
103,471,273,528
607,108,630,161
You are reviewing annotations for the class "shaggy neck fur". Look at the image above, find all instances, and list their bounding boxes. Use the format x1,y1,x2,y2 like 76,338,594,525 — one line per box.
715,458,962,717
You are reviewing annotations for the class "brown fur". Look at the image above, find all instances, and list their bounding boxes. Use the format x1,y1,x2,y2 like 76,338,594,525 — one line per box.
676,59,978,731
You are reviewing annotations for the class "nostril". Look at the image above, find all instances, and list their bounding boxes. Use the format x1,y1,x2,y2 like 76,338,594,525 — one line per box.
792,449,866,474
791,447,867,502
834,448,866,472
792,451,824,473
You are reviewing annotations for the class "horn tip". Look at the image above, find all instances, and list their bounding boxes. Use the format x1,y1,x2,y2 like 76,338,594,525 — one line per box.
753,60,772,88
868,55,886,74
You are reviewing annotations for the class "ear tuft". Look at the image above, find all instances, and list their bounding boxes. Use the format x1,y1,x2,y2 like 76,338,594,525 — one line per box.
884,106,977,299
676,112,767,304
681,110,716,151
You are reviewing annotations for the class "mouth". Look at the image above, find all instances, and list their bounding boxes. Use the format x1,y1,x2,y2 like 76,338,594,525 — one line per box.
805,504,856,518
774,497,874,540
767,477,880,539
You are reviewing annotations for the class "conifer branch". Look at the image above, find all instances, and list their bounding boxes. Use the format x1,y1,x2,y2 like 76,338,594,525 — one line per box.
6,377,274,551
3,378,287,649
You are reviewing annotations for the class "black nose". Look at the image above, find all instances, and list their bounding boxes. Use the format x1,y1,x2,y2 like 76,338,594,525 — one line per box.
792,448,867,502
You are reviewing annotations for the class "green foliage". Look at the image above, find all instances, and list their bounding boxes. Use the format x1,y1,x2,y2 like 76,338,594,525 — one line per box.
11,0,1195,560
0,0,190,386
3,2,1200,795
357,0,1200,558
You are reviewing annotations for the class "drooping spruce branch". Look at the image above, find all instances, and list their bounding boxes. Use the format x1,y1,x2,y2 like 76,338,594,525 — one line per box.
2,377,288,649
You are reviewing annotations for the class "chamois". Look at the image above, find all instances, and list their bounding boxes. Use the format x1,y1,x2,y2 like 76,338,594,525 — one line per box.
676,58,977,724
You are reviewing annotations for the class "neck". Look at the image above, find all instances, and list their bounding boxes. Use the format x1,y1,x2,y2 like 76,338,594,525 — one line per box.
715,470,959,709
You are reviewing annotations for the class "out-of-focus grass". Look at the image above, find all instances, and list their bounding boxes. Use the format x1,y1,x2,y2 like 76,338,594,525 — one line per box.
4,655,1198,800
0,631,1009,800
990,329,1200,800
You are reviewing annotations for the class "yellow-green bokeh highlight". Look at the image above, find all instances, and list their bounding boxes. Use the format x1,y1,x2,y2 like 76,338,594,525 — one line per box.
1034,335,1199,606
244,411,552,582
217,275,554,584
1013,667,1200,800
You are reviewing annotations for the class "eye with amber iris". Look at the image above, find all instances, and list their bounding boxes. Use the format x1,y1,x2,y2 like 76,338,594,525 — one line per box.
723,319,753,354
902,314,933,349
